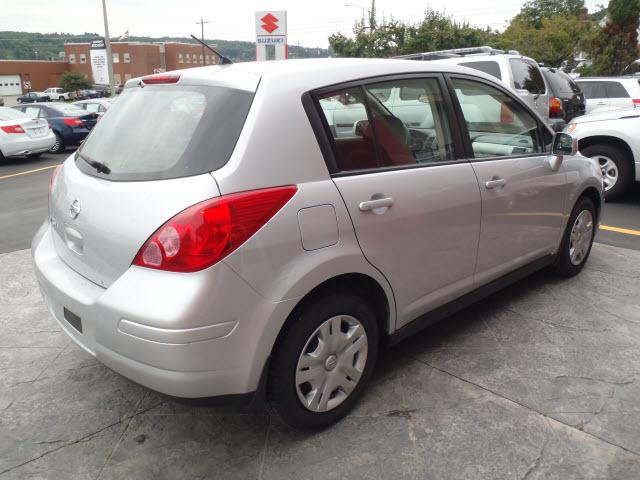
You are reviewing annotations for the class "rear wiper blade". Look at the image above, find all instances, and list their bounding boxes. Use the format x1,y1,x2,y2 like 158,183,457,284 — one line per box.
77,151,111,175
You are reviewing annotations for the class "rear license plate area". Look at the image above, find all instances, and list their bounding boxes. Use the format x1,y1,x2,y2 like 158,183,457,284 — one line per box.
63,308,83,333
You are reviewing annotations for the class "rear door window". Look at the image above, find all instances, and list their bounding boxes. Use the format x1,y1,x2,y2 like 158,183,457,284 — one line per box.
577,81,606,99
76,85,254,181
604,82,630,98
459,61,502,80
509,59,545,94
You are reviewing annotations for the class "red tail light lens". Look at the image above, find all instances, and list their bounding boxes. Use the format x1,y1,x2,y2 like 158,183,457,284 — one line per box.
133,186,298,272
63,118,84,127
633,99,640,108
549,97,563,118
0,124,26,134
141,73,181,85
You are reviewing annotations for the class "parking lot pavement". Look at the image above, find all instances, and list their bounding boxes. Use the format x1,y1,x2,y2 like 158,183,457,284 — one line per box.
2,244,640,479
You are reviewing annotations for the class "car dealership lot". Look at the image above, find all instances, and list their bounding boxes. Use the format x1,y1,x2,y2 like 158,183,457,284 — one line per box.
2,243,640,478
1,155,640,478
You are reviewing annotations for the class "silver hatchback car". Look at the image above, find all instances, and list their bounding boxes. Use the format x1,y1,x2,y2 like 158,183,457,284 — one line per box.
33,59,603,430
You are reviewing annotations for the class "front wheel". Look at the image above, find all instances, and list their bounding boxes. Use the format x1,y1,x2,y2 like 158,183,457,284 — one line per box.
581,144,631,201
552,196,596,277
269,292,379,431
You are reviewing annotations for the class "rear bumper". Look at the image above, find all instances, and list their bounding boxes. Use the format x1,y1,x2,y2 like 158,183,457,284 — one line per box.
61,129,90,147
32,221,298,398
1,133,56,157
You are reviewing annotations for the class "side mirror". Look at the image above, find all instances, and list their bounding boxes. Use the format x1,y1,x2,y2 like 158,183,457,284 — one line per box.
552,132,578,156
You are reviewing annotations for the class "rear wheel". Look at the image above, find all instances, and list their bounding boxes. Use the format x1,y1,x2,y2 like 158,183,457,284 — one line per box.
269,291,379,431
552,196,596,277
58,96,65,102
49,133,64,154
581,144,632,201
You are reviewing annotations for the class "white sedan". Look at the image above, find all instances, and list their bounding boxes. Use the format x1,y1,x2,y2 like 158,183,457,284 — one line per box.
72,98,113,117
567,109,640,200
0,107,56,160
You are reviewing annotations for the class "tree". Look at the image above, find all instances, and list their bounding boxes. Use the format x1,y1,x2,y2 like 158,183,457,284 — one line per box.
587,0,640,75
516,0,585,27
329,9,498,58
59,72,92,93
498,14,596,66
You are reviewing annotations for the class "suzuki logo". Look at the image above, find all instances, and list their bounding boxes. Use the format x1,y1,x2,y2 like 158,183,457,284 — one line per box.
261,13,279,34
69,199,81,219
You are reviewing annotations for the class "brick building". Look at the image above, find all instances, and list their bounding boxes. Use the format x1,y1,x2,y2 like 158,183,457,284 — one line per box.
0,41,220,96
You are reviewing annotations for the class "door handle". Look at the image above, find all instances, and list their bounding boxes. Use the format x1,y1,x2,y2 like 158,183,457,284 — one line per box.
485,178,506,189
359,197,394,211
596,101,607,105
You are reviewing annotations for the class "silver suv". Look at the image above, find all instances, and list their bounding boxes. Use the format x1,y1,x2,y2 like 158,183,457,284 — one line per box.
574,77,640,115
395,47,550,124
33,59,602,430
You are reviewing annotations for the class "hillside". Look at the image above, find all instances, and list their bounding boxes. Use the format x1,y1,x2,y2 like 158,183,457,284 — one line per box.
0,31,331,62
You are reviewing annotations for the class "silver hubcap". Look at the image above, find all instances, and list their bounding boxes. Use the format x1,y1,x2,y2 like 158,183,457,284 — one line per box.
569,210,594,266
295,315,368,413
595,155,618,191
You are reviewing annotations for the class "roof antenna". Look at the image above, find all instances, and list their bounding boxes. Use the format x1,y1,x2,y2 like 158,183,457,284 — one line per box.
189,34,232,64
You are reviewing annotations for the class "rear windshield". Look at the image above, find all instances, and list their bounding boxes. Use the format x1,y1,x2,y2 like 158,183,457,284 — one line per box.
50,104,90,117
543,69,581,95
76,85,254,181
0,107,28,121
459,61,502,80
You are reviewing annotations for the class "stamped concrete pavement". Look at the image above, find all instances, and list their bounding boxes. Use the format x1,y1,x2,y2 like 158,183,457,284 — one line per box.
1,244,640,479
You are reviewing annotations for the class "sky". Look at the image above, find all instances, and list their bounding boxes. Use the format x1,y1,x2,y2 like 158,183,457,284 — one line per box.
1,0,605,48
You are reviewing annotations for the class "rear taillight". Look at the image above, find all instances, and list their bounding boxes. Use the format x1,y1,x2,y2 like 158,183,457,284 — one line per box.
0,124,26,134
63,118,84,127
133,186,298,272
633,99,640,108
141,73,181,85
549,97,563,118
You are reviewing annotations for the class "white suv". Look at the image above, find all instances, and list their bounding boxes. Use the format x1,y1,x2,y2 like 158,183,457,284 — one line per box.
42,87,72,101
395,47,550,124
575,77,640,115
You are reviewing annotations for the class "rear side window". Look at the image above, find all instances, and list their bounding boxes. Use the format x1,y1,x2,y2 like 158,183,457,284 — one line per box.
317,77,454,172
76,85,254,181
577,81,606,99
459,61,502,80
605,82,630,98
509,59,545,94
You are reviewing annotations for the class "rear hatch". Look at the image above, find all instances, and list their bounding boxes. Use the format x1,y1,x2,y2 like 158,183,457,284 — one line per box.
49,75,257,287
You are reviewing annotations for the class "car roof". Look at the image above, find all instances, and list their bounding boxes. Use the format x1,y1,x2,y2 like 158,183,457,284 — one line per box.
126,58,500,93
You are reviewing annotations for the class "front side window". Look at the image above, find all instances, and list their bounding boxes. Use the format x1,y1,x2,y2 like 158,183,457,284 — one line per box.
317,77,454,172
509,59,545,94
451,78,542,158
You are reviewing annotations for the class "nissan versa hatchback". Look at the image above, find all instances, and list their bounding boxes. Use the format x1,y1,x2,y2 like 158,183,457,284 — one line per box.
33,59,603,431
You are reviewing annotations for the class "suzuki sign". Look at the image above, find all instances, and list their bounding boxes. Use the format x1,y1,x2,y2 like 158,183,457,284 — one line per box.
255,11,287,61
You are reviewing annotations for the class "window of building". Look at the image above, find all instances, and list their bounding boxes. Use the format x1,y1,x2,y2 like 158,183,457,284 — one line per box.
178,53,184,63
79,53,87,64
124,74,132,81
205,55,210,64
114,73,122,83
192,54,197,63
124,52,131,63
185,54,191,64
113,53,120,63
199,54,204,64
69,54,76,64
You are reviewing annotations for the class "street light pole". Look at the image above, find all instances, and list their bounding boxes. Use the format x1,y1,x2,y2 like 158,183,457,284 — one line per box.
196,18,210,64
101,0,116,97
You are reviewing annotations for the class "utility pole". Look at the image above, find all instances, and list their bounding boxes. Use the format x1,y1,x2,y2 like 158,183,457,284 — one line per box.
196,18,210,64
101,0,115,97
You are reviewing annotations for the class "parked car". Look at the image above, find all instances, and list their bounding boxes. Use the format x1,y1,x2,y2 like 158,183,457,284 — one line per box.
567,109,640,200
395,46,551,124
0,98,4,107
13,103,97,153
73,98,113,117
92,85,112,97
0,106,55,160
41,87,73,101
33,59,602,431
574,77,640,115
17,92,50,103
540,67,586,131
76,89,102,100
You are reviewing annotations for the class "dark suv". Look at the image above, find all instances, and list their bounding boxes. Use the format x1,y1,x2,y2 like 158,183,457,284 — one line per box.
541,67,585,130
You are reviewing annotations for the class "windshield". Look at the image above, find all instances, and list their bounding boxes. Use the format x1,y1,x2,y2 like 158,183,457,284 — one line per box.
0,107,28,121
76,84,254,181
544,69,581,95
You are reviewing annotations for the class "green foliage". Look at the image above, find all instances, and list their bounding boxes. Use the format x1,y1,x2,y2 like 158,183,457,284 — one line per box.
588,0,640,75
59,72,92,92
516,0,585,27
498,14,596,66
329,10,499,58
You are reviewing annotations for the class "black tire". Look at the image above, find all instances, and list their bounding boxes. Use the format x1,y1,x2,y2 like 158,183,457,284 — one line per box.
581,144,632,201
26,153,43,159
49,133,65,154
269,291,380,431
552,196,597,277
